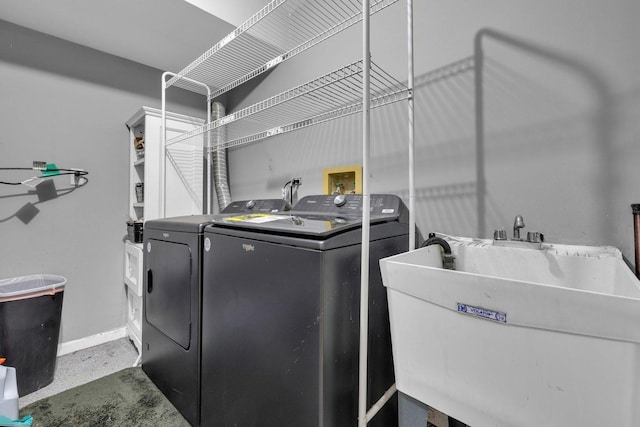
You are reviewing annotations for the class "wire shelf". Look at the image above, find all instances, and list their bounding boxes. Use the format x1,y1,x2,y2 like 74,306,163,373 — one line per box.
165,0,398,99
167,60,409,150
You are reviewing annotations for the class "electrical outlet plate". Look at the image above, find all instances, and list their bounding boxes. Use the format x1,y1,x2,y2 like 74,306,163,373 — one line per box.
322,165,362,195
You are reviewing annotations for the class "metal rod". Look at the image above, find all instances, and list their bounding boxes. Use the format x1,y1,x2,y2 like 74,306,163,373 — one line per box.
161,72,169,218
366,383,397,422
358,0,371,425
206,98,212,214
633,204,640,279
474,33,486,237
407,0,415,250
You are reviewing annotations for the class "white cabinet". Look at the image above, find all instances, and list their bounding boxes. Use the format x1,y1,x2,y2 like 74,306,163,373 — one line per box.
126,106,205,221
123,241,143,353
124,107,204,357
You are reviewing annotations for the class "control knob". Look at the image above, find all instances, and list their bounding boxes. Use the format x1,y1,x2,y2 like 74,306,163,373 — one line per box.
245,200,256,210
333,194,347,207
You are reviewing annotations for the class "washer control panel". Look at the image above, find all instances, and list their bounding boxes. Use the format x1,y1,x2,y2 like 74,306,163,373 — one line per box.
293,194,403,216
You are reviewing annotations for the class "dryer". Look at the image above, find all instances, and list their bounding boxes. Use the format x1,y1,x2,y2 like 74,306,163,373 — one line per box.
200,194,411,427
142,199,289,426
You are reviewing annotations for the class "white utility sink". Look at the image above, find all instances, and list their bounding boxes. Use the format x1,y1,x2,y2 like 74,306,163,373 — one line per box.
380,235,640,427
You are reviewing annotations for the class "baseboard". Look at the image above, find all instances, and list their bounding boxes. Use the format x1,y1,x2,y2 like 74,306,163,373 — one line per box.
57,327,128,356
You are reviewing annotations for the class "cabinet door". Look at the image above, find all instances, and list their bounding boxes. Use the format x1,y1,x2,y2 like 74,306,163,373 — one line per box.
143,111,204,220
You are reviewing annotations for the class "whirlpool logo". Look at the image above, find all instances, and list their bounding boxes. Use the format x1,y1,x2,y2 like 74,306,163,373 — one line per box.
242,243,255,252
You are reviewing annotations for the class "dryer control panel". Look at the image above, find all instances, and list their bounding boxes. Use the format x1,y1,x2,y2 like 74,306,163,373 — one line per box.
221,199,290,214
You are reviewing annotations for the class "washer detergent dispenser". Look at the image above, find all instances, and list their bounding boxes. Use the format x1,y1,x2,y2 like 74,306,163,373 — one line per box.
200,194,411,427
141,199,289,427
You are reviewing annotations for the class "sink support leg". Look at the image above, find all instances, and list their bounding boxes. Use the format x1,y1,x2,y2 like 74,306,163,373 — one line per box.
632,204,640,279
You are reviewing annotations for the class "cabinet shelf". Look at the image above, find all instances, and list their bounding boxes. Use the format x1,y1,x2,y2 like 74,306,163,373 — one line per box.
165,0,398,99
133,158,145,167
167,60,409,150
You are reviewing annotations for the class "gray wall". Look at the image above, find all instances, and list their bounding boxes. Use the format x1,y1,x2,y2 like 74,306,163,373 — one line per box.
226,0,640,266
2,1,639,346
0,20,205,344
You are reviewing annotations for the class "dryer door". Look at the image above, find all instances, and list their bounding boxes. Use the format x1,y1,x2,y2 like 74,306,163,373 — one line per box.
145,239,192,349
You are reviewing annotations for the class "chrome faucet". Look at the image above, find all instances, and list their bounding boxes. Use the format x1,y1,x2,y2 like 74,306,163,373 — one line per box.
494,214,544,248
513,215,525,240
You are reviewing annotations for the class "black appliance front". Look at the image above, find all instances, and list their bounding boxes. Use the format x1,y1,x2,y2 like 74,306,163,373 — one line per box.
200,194,408,427
142,216,208,427
142,199,290,427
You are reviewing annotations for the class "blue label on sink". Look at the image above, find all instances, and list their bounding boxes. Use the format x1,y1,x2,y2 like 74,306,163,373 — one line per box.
457,303,507,323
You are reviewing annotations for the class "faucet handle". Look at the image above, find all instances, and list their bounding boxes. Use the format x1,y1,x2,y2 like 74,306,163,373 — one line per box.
494,229,508,240
527,231,544,243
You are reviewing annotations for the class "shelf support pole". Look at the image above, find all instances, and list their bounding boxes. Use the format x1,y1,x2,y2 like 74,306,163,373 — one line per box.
205,98,212,214
408,0,415,251
161,72,169,218
358,0,371,426
161,72,212,216
361,3,415,425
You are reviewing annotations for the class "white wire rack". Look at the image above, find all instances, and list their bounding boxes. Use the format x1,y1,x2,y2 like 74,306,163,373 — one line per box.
165,0,398,99
167,60,409,149
161,1,414,425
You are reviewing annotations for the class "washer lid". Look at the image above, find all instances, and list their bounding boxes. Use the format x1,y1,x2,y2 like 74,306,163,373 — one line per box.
209,212,399,238
143,199,290,233
206,194,408,238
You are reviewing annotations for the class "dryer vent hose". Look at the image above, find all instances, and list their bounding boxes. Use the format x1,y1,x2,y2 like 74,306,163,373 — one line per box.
211,101,232,211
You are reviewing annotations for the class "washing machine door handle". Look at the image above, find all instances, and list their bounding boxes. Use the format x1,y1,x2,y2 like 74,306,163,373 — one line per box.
147,269,153,293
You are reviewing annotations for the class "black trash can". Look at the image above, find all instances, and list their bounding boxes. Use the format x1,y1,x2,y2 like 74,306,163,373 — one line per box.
0,274,66,396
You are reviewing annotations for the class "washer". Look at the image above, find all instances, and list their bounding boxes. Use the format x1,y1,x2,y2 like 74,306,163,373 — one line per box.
142,199,289,426
200,194,410,427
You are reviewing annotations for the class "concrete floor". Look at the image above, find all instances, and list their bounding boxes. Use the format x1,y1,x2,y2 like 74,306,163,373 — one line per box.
18,337,139,408
15,338,448,426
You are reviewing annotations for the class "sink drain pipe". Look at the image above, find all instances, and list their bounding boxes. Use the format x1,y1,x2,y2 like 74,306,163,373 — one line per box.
633,204,640,279
422,233,456,270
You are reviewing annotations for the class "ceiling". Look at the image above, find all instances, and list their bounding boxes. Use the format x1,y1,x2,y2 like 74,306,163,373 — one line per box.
0,0,269,72
183,0,269,28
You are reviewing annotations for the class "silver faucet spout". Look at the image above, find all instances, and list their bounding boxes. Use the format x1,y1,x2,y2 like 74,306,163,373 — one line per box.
495,214,543,249
513,215,525,240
